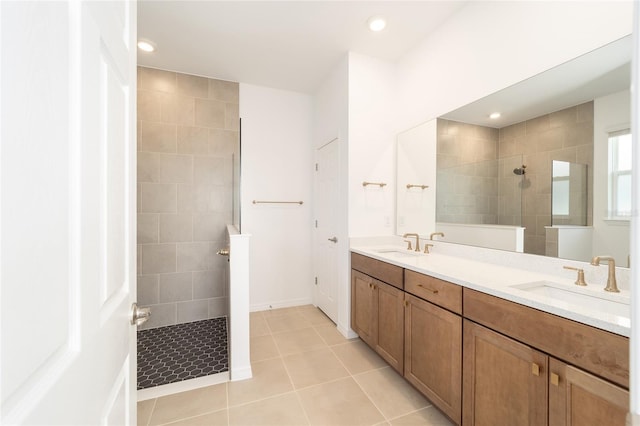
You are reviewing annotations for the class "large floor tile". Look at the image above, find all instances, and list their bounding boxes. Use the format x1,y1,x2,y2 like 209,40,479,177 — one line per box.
389,406,454,426
164,409,228,426
228,392,309,426
330,340,387,375
265,312,312,333
314,324,350,346
272,327,326,355
298,377,385,426
250,334,280,362
283,347,349,389
137,399,156,426
250,312,270,337
227,357,293,406
354,367,429,419
149,383,227,425
296,306,334,326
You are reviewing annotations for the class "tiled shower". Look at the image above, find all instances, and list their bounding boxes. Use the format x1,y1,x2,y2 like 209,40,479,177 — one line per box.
136,66,239,389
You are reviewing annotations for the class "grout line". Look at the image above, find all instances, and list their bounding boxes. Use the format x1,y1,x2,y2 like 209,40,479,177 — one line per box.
146,398,158,426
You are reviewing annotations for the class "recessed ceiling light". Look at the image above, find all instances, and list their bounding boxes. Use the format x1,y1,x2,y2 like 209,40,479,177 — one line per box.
137,40,156,53
489,112,501,119
368,16,386,32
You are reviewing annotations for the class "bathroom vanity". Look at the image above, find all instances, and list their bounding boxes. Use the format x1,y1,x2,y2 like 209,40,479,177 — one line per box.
350,245,630,426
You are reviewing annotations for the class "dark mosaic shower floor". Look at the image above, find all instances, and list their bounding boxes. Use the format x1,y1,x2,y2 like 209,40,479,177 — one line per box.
137,317,228,390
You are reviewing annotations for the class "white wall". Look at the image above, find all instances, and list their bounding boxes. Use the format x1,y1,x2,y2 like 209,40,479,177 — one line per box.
312,56,352,336
240,84,314,310
593,89,631,266
348,52,398,237
396,1,633,131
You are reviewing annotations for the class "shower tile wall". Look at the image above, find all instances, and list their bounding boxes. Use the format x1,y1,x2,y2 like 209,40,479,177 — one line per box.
136,67,239,329
498,101,594,255
436,119,500,224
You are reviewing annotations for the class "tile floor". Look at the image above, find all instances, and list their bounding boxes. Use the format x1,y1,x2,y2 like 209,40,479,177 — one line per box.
137,305,454,426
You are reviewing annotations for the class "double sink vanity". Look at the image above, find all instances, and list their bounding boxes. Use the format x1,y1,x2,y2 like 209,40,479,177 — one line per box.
350,238,630,425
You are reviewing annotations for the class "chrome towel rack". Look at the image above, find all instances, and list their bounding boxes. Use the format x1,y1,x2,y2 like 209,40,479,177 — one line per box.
406,184,429,190
252,200,303,205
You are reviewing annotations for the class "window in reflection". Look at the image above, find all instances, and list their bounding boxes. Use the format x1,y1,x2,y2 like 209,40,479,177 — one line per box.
608,130,632,219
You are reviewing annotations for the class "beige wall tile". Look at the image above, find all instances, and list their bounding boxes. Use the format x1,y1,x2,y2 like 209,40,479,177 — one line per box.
193,213,227,241
159,213,193,243
209,129,238,157
209,79,239,103
177,184,193,212
208,297,228,318
159,272,193,303
159,154,193,184
138,302,176,330
577,101,594,122
194,156,226,185
564,122,594,148
140,121,177,153
178,126,209,155
137,213,159,244
525,114,550,134
137,90,162,122
549,105,577,129
161,93,195,126
224,103,239,130
177,299,209,323
142,244,176,274
195,99,225,128
140,183,177,213
138,67,176,93
138,152,160,183
177,242,213,271
192,184,219,212
137,274,159,306
149,383,227,425
193,268,225,299
176,73,209,99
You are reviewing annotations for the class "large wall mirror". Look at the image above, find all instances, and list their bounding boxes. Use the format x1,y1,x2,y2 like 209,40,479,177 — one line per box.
396,35,631,266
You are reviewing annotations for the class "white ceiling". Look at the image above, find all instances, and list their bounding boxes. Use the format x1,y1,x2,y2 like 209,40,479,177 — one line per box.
137,1,468,93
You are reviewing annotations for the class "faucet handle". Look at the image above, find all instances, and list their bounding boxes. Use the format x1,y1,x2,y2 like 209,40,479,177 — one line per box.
404,240,413,251
563,266,587,286
424,244,434,254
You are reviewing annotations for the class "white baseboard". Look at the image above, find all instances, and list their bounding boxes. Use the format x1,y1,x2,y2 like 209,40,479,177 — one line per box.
337,322,359,339
230,366,253,381
250,297,313,312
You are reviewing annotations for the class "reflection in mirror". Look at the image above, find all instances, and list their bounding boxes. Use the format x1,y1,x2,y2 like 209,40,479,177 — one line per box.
396,35,631,264
551,160,588,226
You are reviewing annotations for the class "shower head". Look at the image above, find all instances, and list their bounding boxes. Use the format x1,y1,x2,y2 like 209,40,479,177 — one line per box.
513,165,527,175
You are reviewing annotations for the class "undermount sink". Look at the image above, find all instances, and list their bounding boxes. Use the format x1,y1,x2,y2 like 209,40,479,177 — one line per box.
510,281,630,318
374,248,424,258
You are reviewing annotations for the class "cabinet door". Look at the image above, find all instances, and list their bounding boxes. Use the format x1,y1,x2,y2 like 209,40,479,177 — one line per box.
375,281,404,373
549,358,628,426
405,294,461,424
463,320,548,426
351,270,377,346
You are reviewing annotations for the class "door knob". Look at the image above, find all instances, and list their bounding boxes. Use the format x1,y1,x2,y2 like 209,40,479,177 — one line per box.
217,248,230,256
131,303,151,326
328,237,338,243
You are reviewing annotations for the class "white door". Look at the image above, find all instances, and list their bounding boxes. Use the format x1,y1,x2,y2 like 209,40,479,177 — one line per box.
314,139,340,323
1,1,137,424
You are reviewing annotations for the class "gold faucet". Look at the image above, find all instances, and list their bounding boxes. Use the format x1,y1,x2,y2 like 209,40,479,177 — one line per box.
590,256,619,292
403,233,420,252
430,232,444,240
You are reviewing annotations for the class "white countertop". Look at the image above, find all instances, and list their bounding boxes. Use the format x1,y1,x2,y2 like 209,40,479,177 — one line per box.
351,244,630,337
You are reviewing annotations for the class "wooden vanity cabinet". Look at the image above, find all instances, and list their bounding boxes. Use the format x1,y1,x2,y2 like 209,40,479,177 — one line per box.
351,255,404,373
405,293,462,424
549,358,629,426
463,319,548,426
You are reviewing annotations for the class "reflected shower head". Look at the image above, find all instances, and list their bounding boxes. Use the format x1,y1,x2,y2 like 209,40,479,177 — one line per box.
513,165,527,175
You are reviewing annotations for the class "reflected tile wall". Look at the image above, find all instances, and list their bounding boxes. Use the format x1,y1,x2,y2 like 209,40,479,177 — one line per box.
137,67,238,329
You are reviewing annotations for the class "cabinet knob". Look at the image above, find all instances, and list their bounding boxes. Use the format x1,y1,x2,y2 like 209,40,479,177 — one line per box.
550,373,559,386
532,363,540,376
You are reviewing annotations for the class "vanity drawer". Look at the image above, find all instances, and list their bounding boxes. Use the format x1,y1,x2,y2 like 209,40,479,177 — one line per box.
351,253,403,289
405,270,462,314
